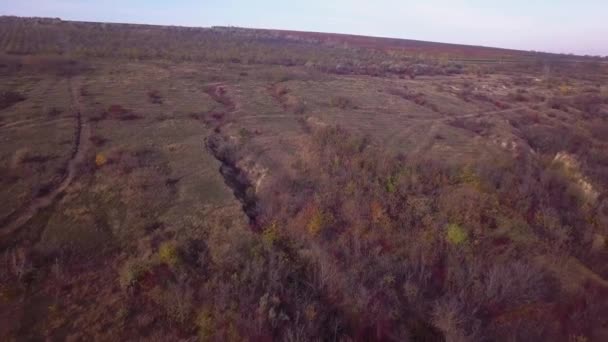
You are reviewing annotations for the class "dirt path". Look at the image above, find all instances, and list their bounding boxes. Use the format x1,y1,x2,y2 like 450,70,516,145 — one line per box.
0,77,90,239
446,105,528,121
403,105,529,157
0,117,72,130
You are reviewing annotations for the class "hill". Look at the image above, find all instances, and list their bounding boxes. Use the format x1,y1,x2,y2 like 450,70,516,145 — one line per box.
1,16,607,341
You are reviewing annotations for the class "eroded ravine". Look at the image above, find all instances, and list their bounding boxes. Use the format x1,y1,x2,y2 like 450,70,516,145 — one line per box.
205,135,259,225
203,84,260,226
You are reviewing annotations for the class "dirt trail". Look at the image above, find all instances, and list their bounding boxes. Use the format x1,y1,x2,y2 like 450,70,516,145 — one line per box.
0,117,72,130
446,105,528,121
0,77,90,239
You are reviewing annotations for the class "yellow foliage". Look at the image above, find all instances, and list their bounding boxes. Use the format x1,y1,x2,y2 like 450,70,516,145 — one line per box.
447,223,468,245
158,242,180,267
197,309,215,341
307,210,325,236
95,153,107,167
559,84,573,96
262,222,279,246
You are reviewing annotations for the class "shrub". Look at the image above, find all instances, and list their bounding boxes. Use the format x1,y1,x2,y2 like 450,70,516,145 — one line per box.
273,84,289,97
571,94,603,117
307,210,325,236
508,90,528,102
162,279,193,325
388,88,439,111
329,96,355,109
197,308,215,340
118,258,150,290
95,153,108,167
38,213,114,257
558,84,573,96
158,241,181,267
148,90,163,104
106,104,141,120
262,222,280,246
432,299,473,341
239,128,253,140
547,97,568,111
291,100,306,114
446,224,467,245
6,248,32,283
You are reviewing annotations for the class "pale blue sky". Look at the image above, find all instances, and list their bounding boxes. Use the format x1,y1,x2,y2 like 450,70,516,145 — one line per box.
2,0,607,56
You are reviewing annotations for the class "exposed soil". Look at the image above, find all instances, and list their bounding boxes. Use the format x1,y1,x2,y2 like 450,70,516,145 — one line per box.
205,135,259,224
203,84,259,225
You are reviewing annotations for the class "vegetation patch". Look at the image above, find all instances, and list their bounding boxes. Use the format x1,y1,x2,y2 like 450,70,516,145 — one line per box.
329,95,356,109
0,91,25,110
446,223,468,245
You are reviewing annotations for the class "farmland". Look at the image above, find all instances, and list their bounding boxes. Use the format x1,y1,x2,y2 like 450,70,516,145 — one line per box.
1,16,608,341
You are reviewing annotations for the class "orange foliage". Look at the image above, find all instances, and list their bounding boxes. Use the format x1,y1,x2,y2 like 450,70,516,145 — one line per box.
370,200,386,224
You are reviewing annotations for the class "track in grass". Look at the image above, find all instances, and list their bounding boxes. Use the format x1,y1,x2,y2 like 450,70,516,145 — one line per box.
0,78,90,239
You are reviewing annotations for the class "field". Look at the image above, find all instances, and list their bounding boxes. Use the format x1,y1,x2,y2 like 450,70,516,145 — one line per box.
1,16,608,341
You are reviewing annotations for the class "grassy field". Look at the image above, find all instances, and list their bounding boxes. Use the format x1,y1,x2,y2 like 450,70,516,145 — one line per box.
1,16,608,341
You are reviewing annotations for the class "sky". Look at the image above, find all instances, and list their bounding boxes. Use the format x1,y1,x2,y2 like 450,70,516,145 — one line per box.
1,0,607,56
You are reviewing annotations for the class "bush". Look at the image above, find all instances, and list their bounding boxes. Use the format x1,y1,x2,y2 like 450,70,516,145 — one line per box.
571,94,603,117
329,96,356,109
158,241,181,267
262,221,280,246
291,99,306,114
507,90,528,102
162,279,193,325
432,299,475,341
148,90,163,104
446,224,468,245
307,209,327,236
106,105,141,120
196,308,215,340
388,88,438,111
546,97,568,111
118,258,150,290
95,153,108,167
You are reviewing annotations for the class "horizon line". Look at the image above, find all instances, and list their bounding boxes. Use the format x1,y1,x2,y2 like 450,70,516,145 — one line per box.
2,14,607,58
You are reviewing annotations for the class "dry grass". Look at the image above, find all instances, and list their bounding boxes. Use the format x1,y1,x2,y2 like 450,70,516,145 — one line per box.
0,17,606,341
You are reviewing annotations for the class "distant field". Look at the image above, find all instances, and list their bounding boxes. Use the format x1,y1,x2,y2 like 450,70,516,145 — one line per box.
1,16,608,341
